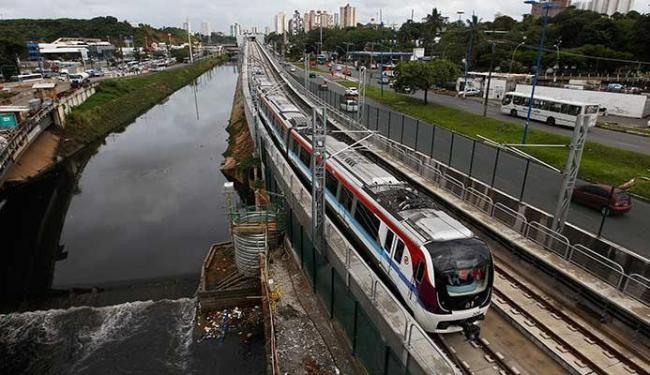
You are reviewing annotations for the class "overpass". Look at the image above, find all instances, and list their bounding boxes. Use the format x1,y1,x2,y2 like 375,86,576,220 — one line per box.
241,38,650,374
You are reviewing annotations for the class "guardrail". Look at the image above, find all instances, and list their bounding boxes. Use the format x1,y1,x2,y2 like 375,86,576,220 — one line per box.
268,54,650,307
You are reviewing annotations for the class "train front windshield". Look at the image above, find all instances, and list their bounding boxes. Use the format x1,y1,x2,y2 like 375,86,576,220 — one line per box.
426,238,491,297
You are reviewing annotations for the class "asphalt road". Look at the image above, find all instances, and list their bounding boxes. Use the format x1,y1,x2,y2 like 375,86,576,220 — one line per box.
344,67,650,156
287,65,650,260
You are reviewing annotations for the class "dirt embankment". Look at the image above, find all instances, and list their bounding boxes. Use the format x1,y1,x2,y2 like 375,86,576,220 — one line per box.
221,76,258,189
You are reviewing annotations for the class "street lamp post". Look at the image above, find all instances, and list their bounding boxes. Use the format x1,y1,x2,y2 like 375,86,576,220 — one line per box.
521,0,554,144
553,39,562,83
509,38,526,73
483,42,496,117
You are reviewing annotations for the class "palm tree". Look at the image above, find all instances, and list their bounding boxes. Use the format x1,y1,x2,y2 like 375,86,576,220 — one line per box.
422,8,447,55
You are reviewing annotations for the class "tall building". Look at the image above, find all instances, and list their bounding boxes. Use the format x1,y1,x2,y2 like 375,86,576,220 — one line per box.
340,4,356,28
274,11,287,34
303,10,335,32
334,13,340,27
530,0,570,17
200,21,211,36
264,26,270,35
230,23,242,37
597,0,633,14
288,10,303,35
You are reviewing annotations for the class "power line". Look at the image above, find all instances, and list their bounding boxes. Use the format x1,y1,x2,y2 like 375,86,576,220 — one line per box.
509,41,650,66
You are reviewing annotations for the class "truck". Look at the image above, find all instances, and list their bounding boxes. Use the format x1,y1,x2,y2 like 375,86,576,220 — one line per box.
69,72,90,88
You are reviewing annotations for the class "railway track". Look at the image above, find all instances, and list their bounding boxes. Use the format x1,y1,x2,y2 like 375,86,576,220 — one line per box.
249,41,650,375
491,258,649,375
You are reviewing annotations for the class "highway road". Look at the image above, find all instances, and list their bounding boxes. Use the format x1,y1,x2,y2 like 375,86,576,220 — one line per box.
344,67,650,156
287,65,650,259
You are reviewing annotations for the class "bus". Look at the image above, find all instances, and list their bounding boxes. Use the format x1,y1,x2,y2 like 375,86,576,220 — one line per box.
10,73,43,82
500,92,599,128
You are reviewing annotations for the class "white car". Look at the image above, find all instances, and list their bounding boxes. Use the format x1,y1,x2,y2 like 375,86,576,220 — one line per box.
290,66,296,72
459,88,481,96
345,87,359,96
340,99,359,112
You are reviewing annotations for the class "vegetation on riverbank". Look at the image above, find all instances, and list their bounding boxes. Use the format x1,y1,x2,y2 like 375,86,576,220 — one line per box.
222,76,259,199
336,79,650,199
59,56,228,155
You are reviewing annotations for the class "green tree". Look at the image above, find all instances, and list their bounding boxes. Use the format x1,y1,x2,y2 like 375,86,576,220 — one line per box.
393,59,460,104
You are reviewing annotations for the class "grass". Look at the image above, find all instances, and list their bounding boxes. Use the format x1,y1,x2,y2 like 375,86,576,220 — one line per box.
336,79,650,200
61,56,228,155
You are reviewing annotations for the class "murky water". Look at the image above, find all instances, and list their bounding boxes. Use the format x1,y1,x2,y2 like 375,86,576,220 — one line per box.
0,63,265,373
0,298,265,374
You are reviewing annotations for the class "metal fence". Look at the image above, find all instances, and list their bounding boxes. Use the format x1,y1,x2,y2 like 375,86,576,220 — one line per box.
277,64,650,307
244,58,459,373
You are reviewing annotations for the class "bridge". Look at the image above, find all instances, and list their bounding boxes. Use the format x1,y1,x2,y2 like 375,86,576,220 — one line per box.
240,38,650,374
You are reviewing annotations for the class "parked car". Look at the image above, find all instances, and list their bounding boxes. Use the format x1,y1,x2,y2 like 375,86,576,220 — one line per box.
345,87,358,96
309,72,317,78
571,184,632,215
606,83,624,92
458,88,481,96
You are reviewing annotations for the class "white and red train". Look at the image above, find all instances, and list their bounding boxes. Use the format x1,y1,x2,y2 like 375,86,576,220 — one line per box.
251,48,493,335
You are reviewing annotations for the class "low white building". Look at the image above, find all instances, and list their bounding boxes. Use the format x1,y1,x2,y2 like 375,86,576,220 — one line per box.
456,72,532,99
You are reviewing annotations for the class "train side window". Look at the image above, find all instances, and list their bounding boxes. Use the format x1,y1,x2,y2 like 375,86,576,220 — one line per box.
415,261,425,284
394,240,405,263
353,202,380,242
326,171,338,194
339,186,354,212
299,147,310,166
291,138,299,155
383,230,394,253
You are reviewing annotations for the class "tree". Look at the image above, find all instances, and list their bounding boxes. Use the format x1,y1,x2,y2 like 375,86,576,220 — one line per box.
393,59,460,104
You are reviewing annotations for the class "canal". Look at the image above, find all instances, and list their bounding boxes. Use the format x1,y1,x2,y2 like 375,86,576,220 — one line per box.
0,63,265,373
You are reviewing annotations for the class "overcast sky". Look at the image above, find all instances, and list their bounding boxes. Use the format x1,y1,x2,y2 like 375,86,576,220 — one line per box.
1,0,648,32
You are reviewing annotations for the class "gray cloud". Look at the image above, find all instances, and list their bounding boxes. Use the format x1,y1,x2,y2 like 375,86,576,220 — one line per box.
2,0,647,33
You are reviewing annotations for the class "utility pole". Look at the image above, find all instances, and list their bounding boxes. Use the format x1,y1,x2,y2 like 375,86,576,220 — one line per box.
551,113,592,232
358,66,367,123
304,52,309,87
311,107,327,262
187,17,194,63
482,42,496,117
522,0,553,144
462,13,475,98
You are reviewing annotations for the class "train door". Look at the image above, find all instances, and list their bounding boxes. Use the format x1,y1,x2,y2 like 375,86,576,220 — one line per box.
379,223,395,274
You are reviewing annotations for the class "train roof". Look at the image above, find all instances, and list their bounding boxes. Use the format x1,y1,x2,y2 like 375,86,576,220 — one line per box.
325,136,403,189
400,209,473,243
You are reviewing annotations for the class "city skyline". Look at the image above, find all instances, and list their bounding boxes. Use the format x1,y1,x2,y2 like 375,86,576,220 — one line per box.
3,0,648,35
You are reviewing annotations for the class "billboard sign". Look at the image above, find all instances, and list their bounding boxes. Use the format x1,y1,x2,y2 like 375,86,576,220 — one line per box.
0,113,18,128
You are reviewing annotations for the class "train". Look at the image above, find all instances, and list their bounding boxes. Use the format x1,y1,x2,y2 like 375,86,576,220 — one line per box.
250,45,494,336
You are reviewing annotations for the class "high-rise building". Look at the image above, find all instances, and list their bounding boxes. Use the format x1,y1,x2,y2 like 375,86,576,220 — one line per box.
340,4,356,28
230,23,242,37
274,12,287,34
288,10,303,35
530,0,570,17
200,21,211,36
303,10,335,32
264,26,270,35
570,0,632,14
334,13,340,27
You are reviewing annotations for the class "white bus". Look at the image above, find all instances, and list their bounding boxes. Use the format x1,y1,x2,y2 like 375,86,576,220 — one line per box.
10,73,43,82
501,92,599,128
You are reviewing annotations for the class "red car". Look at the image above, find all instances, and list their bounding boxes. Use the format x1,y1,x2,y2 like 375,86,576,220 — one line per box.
572,184,632,215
